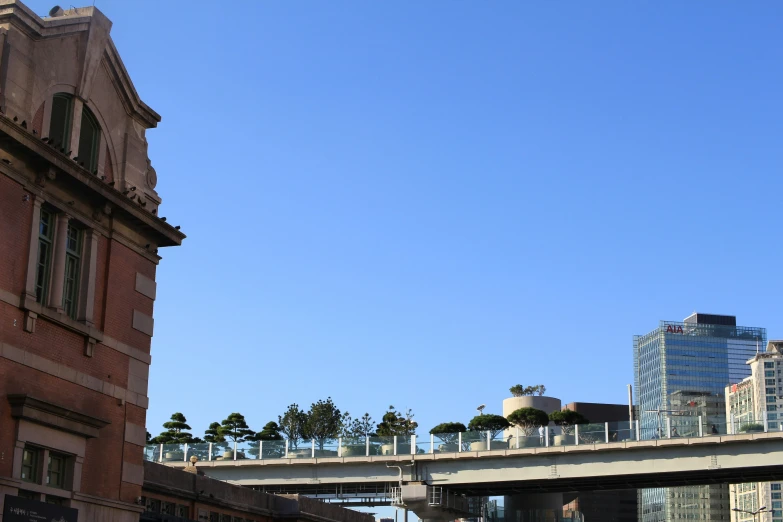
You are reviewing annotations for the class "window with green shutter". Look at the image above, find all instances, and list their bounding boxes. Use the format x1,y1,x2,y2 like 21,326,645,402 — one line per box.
35,208,54,303
62,223,83,319
78,106,100,173
49,93,73,151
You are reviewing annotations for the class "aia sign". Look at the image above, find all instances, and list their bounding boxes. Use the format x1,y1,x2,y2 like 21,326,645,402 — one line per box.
666,325,683,334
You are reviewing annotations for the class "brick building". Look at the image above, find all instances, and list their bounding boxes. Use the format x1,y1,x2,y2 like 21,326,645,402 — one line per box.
141,460,376,522
0,1,184,521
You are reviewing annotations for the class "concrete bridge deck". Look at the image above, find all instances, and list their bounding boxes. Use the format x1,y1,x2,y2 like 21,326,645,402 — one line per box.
160,432,783,496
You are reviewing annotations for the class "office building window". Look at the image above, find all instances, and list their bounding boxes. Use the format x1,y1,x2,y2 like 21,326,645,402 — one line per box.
773,492,782,499
62,223,82,319
769,388,777,395
47,452,67,489
769,379,778,385
769,405,778,412
45,496,65,506
768,371,776,378
771,422,779,429
77,106,100,173
49,93,73,151
35,208,54,303
768,396,777,403
21,447,41,483
772,484,782,491
767,362,776,368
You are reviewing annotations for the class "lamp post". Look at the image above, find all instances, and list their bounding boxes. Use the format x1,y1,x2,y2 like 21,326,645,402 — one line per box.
732,507,768,522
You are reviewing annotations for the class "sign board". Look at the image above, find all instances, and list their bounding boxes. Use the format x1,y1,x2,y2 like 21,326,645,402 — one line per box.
3,495,78,522
666,325,683,334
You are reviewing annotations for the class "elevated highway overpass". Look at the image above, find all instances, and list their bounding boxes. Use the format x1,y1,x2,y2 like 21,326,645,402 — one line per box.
159,432,783,499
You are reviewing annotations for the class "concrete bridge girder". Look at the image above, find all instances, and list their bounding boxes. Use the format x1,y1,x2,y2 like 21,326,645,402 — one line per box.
172,432,783,496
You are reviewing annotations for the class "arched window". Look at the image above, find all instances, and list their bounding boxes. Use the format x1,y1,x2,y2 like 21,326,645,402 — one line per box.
49,93,73,151
78,106,100,173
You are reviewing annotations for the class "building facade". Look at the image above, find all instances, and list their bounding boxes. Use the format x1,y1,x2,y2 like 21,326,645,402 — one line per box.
0,2,184,521
633,313,766,522
726,341,783,522
142,460,375,522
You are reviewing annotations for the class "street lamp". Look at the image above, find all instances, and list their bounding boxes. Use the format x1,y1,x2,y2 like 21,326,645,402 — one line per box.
732,506,768,522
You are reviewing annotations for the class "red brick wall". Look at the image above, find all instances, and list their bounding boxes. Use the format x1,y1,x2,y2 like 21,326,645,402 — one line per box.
102,240,156,353
0,174,33,296
0,358,132,500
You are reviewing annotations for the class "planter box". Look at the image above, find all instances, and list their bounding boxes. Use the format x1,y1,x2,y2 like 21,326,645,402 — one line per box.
554,434,575,446
380,443,411,456
342,445,366,457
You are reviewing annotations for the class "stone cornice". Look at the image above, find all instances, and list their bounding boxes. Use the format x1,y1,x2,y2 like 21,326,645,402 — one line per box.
0,114,184,246
8,393,111,438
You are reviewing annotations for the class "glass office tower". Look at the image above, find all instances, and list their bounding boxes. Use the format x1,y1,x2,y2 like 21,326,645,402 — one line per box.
633,313,766,522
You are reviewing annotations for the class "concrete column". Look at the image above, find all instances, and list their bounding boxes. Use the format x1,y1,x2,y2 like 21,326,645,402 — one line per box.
77,228,98,325
23,197,43,300
48,213,70,312
68,98,84,157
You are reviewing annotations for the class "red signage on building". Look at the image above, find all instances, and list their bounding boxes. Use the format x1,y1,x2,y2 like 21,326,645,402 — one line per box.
666,325,684,334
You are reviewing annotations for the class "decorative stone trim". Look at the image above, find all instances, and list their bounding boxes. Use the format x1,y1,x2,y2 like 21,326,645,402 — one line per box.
0,341,149,409
132,309,154,336
134,272,156,300
7,393,110,438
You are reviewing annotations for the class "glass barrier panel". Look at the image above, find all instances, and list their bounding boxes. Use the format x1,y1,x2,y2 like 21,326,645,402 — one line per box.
232,441,254,460
211,443,232,461
369,436,395,456
608,421,635,442
669,417,699,438
161,443,186,462
143,445,159,462
260,440,286,459
187,443,211,462
414,437,430,455
577,424,606,445
397,436,412,456
315,438,339,458
340,437,367,457
700,420,728,437
490,431,511,450
287,439,312,459
551,426,577,447
433,433,460,453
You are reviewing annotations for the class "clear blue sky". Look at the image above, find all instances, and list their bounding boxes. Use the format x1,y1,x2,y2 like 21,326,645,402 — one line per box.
25,1,783,443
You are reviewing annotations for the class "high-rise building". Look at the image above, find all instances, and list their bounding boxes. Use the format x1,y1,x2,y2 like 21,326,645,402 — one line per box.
633,313,766,522
726,341,783,522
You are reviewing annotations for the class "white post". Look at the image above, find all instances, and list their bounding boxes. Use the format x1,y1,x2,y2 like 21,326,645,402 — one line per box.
545,427,549,447
285,439,289,458
458,432,462,452
208,442,213,462
394,435,398,456
366,436,370,457
486,431,491,451
411,435,416,455
730,414,736,435
430,434,434,454
259,440,263,460
184,444,188,462
605,422,609,444
666,418,671,439
515,426,520,449
698,416,703,438
635,420,640,441
575,424,579,446
764,411,769,433
311,439,315,459
338,437,342,458
234,441,238,461
159,443,163,463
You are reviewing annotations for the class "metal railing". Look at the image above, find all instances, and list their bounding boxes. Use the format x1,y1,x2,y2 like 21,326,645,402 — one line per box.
144,414,776,463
